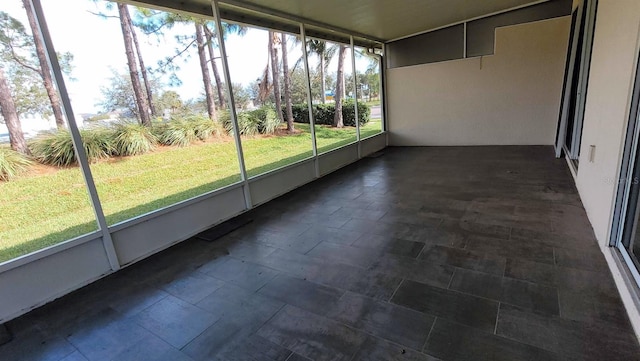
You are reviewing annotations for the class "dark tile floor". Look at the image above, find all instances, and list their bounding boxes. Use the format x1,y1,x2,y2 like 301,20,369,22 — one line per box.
2,146,640,361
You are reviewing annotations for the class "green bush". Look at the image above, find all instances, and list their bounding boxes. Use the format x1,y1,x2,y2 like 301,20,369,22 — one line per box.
187,115,223,140
112,121,156,156
0,148,32,181
236,112,259,136
222,105,281,136
154,120,199,147
30,128,115,166
249,106,280,134
287,100,370,127
155,116,224,146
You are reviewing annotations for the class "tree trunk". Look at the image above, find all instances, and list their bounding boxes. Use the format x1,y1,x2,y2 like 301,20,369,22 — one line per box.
269,31,283,124
195,23,216,121
22,0,65,129
319,53,326,104
118,3,151,126
0,68,29,155
204,26,225,109
333,45,347,128
124,8,155,116
281,33,294,132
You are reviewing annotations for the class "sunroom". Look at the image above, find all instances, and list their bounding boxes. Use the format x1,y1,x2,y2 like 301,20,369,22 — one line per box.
1,0,640,359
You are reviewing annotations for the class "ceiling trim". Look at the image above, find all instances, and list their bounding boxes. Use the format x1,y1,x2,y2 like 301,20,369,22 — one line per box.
387,0,552,43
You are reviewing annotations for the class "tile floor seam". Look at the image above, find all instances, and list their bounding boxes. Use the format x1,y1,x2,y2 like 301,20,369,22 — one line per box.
415,243,428,260
348,231,367,247
228,255,283,275
387,278,405,302
341,323,428,358
283,350,295,361
556,287,563,319
413,242,427,260
121,290,171,319
405,277,503,306
55,347,78,361
422,316,437,353
251,301,288,340
447,268,456,289
134,304,219,352
74,347,91,361
494,302,501,335
491,322,572,359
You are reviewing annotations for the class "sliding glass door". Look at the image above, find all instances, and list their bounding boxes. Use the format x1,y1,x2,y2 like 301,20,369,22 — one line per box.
610,42,640,287
555,0,598,164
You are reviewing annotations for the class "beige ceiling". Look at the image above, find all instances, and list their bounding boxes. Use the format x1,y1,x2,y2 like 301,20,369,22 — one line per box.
221,0,547,41
132,0,548,42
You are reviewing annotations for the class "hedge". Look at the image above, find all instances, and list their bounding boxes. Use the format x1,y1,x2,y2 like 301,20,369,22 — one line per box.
286,100,370,127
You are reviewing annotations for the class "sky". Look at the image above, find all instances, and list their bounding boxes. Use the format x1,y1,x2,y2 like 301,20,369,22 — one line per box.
1,0,367,115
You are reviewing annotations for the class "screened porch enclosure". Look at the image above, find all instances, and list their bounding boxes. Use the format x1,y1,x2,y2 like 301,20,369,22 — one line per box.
2,0,640,359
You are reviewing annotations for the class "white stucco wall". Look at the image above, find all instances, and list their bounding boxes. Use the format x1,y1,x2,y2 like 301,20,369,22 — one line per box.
387,16,570,146
574,0,640,338
576,0,640,246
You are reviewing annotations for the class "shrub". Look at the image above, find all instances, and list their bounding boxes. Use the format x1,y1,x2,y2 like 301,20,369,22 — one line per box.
186,115,223,140
155,115,224,146
154,120,199,147
249,106,280,134
82,127,116,160
217,109,231,126
222,106,281,136
112,121,157,156
0,148,32,181
30,128,115,166
233,112,261,136
341,100,371,126
287,100,369,127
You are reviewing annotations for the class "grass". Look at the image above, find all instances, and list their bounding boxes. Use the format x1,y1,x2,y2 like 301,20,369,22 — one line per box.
0,120,382,262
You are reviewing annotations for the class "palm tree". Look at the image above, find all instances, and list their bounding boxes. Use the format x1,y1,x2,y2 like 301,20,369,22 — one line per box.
203,23,247,109
333,44,347,128
0,67,29,155
117,3,151,126
21,0,65,129
91,4,153,121
123,8,155,116
133,11,246,115
195,22,216,121
281,32,294,132
268,31,283,124
203,25,225,109
307,40,337,104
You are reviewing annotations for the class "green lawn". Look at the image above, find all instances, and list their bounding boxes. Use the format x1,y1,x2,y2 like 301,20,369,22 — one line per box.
0,120,382,262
